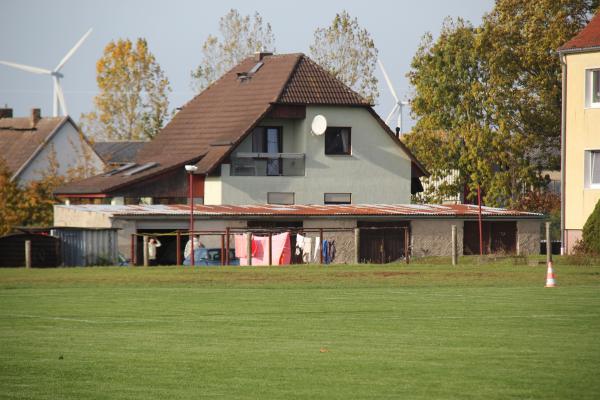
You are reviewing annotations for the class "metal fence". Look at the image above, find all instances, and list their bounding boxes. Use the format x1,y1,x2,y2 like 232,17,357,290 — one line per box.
51,228,119,266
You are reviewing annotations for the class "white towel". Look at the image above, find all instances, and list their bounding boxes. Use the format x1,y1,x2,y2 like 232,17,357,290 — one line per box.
313,236,320,263
302,238,312,263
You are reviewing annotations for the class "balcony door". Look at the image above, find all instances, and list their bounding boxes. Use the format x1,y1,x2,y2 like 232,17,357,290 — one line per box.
252,127,282,175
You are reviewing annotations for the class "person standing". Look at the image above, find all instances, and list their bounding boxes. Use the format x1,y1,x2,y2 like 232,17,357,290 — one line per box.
184,235,204,265
148,237,161,266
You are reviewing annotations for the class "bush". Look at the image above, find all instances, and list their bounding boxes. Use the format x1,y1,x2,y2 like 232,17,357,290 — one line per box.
580,199,600,255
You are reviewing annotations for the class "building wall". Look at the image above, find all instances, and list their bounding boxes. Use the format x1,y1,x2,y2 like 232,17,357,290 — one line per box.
517,220,541,256
54,205,113,228
564,51,600,252
209,105,413,205
411,219,463,258
303,219,357,264
18,120,105,184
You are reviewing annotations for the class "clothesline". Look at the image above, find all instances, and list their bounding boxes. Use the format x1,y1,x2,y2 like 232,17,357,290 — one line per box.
130,226,409,237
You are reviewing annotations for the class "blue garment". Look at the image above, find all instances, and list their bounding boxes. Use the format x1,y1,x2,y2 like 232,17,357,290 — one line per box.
322,240,330,264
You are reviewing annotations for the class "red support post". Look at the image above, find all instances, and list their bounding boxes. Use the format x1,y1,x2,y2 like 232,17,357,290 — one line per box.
319,228,324,264
189,172,195,267
220,234,225,266
478,185,483,256
176,230,181,266
225,227,230,265
405,227,410,264
130,234,135,266
268,233,273,266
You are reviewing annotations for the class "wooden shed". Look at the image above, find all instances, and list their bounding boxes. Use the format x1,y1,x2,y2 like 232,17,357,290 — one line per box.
0,233,61,267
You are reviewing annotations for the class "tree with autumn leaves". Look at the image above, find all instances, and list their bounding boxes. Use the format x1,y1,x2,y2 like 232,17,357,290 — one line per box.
405,0,597,211
0,144,98,236
81,38,171,141
309,11,379,103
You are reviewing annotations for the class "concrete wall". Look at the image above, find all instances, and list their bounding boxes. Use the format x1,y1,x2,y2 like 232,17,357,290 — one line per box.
303,219,357,264
209,105,413,205
564,51,600,253
18,120,105,184
517,220,541,256
411,219,463,258
54,205,113,228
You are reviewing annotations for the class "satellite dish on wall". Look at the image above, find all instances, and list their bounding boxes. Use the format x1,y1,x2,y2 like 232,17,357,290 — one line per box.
311,115,327,136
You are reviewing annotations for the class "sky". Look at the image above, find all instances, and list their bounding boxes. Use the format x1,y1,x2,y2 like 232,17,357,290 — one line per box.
0,0,495,132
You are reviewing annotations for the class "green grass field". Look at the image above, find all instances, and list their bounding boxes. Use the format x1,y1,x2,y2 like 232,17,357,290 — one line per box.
1,260,599,399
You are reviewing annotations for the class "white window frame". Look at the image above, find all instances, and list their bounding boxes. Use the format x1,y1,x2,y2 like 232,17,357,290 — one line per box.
585,150,600,189
585,68,600,108
324,193,352,205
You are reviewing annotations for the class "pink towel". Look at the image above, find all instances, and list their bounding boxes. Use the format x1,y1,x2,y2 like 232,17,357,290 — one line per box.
271,232,291,265
234,234,247,258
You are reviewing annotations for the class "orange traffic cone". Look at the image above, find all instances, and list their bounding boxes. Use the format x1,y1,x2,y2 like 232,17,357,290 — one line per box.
545,261,556,288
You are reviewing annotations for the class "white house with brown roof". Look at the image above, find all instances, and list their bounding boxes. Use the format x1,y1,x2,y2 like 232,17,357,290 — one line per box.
0,108,105,184
55,53,426,206
54,52,542,264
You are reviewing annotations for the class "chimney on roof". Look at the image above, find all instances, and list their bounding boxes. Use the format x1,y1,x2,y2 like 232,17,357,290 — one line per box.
255,51,273,61
0,108,13,119
395,127,401,138
30,108,41,127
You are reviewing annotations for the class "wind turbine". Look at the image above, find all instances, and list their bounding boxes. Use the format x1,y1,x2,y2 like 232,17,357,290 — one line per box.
0,28,93,117
378,59,409,135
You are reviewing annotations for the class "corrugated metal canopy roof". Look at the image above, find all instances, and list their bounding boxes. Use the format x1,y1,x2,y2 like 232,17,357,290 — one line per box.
55,203,543,219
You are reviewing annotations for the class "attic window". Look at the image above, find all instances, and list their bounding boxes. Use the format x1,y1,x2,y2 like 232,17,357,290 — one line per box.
237,61,264,81
103,162,136,177
123,162,159,176
248,61,264,74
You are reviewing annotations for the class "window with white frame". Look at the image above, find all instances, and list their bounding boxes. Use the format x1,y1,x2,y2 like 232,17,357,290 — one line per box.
324,193,351,204
586,69,600,107
585,150,600,188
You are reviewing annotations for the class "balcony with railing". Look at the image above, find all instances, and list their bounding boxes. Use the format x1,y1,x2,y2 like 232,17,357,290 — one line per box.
230,153,305,176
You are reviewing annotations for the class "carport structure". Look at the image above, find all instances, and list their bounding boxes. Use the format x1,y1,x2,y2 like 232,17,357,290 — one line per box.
54,203,544,264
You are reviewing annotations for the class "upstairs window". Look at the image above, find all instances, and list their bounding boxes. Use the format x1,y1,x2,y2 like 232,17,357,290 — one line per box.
325,127,351,155
252,127,282,175
586,69,600,108
585,150,600,189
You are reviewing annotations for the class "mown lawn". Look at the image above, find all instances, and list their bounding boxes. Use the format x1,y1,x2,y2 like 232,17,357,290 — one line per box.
1,260,599,399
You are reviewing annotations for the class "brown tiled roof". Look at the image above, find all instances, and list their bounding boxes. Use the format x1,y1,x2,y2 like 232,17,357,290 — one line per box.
0,116,68,176
559,13,600,52
278,56,370,105
56,53,426,195
94,141,145,164
137,54,302,166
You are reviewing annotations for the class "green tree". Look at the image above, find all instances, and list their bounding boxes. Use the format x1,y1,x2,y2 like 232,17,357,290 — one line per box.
309,10,379,103
191,9,275,92
406,1,597,207
580,200,600,255
81,38,171,141
406,18,494,204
